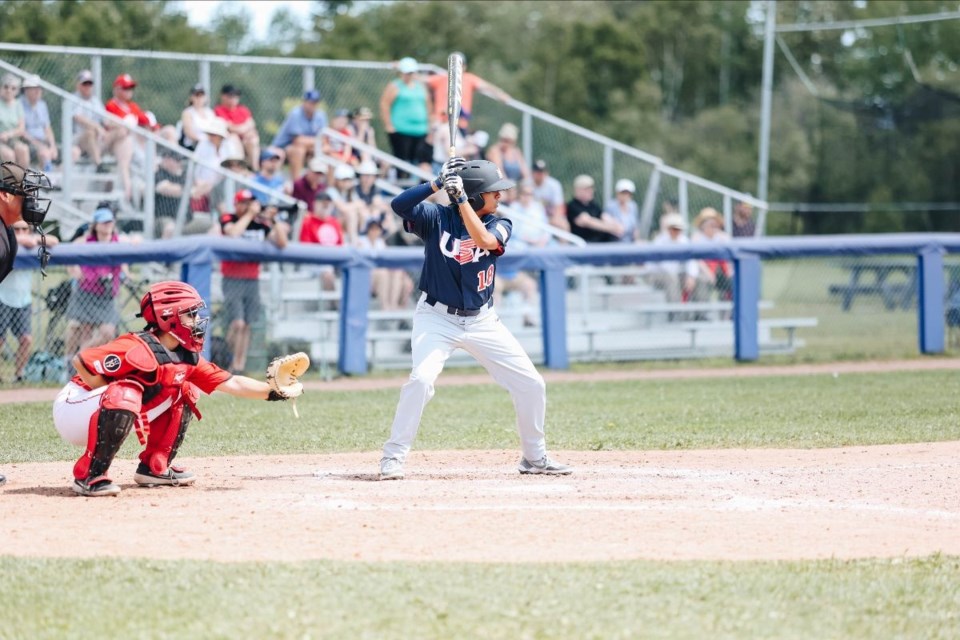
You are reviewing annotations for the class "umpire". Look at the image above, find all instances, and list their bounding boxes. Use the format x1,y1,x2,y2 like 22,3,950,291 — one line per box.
0,160,53,486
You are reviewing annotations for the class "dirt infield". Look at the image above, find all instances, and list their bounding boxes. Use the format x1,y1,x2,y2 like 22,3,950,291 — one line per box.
3,442,959,563
2,358,958,563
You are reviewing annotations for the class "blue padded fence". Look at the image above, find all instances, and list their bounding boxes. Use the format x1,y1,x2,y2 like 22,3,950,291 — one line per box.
17,233,960,374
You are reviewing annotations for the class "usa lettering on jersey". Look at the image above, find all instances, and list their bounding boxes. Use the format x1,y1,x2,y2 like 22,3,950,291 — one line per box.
439,231,491,265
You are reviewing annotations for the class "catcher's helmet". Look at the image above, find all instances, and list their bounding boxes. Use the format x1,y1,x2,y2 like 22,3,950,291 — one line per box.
139,281,208,352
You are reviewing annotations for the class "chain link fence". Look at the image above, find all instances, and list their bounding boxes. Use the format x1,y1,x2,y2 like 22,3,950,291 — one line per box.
2,250,956,387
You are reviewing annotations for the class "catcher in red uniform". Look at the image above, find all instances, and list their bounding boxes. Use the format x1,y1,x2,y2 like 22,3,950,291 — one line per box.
53,280,307,497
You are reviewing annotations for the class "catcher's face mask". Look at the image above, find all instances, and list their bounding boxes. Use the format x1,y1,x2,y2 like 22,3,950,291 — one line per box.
166,303,208,353
1,161,52,275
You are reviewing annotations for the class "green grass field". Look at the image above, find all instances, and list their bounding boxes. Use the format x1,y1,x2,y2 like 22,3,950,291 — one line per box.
1,368,958,638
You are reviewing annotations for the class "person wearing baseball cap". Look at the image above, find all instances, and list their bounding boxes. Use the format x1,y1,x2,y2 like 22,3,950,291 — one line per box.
528,159,567,231
270,88,327,180
104,72,158,204
219,185,288,374
72,69,121,175
180,82,216,152
251,148,287,205
292,156,328,213
214,84,260,171
603,178,640,243
380,56,432,178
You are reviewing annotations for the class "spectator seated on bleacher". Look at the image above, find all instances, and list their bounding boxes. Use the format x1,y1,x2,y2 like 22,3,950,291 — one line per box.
495,184,545,327
347,106,378,167
71,69,123,173
358,217,413,312
251,148,291,206
431,111,478,174
326,164,362,244
566,174,622,243
105,73,160,206
603,179,640,243
214,84,260,172
271,89,326,181
646,212,699,309
193,118,236,186
205,150,254,219
292,157,328,214
485,122,528,184
352,160,391,241
318,108,354,167
691,207,732,305
0,74,29,167
154,148,214,237
179,83,216,152
530,159,568,233
19,75,57,173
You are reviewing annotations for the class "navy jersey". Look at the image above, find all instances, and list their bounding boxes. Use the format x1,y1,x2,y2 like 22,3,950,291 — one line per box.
392,182,513,310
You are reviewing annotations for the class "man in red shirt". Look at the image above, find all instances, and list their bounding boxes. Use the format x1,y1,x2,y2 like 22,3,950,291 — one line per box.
214,84,261,172
52,281,302,497
104,73,158,204
219,189,290,374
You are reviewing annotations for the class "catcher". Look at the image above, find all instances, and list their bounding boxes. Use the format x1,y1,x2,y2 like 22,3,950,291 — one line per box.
52,280,309,497
0,160,52,488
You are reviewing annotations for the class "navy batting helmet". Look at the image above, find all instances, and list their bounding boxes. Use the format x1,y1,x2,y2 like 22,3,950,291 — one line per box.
459,160,515,198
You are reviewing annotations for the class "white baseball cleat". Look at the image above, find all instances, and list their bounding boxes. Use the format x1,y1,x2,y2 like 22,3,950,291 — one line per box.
379,457,405,480
518,456,573,475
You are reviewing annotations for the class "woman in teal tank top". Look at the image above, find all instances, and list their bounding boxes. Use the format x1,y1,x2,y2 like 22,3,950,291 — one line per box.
380,57,433,174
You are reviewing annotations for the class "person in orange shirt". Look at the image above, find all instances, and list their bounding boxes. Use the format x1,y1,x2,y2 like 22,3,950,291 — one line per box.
425,52,510,122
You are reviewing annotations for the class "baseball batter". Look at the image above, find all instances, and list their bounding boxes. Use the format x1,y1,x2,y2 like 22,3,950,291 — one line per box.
53,281,302,497
379,157,572,480
0,160,51,488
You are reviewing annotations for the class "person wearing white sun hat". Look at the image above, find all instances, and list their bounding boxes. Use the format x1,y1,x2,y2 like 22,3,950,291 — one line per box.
603,178,640,242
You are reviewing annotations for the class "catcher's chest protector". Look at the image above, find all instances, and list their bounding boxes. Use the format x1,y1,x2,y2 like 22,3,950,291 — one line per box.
132,332,200,405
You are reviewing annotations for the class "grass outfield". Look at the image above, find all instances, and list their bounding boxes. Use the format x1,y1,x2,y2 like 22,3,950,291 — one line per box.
1,369,958,463
1,368,958,638
0,557,958,639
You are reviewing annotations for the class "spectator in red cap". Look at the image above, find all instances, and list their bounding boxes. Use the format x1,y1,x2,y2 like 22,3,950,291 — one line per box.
104,73,158,205
219,188,289,373
214,84,260,172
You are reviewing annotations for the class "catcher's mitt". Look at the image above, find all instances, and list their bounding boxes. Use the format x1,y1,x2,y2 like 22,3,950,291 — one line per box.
266,352,310,400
